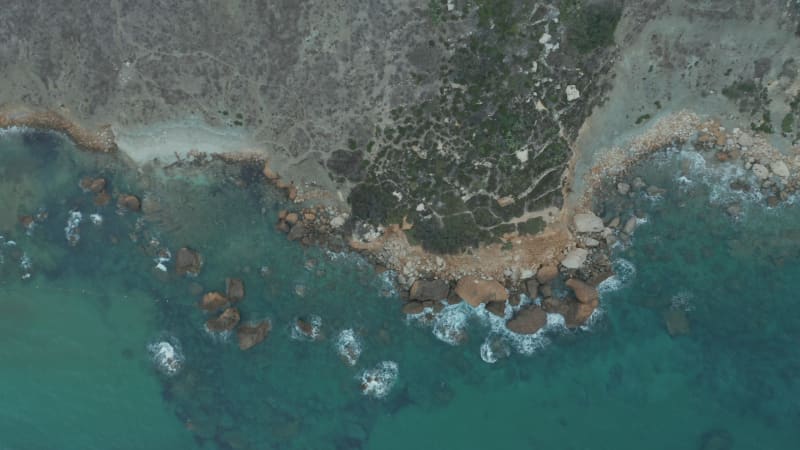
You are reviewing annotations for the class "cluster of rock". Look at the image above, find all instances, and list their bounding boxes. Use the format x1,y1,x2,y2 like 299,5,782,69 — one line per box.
261,160,298,201
694,122,799,208
79,175,141,212
199,277,272,351
275,205,349,250
0,109,117,153
402,268,602,334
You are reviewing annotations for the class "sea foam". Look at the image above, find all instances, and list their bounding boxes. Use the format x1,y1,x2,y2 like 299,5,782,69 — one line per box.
335,329,363,366
358,361,399,399
148,339,184,376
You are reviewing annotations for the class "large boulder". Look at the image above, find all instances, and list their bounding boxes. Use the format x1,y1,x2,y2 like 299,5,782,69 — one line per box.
199,291,228,311
117,194,141,212
536,265,559,284
402,301,426,315
226,278,245,302
409,279,450,301
573,212,604,233
506,306,547,334
237,320,271,350
176,247,203,276
565,279,599,304
206,307,240,332
561,248,589,269
454,276,507,307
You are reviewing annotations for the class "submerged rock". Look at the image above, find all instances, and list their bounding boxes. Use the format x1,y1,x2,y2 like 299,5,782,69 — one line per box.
199,291,228,311
454,276,507,307
408,279,450,301
117,194,141,212
206,307,240,332
663,309,690,336
225,278,245,302
176,247,203,276
506,306,547,334
402,301,426,315
237,320,271,350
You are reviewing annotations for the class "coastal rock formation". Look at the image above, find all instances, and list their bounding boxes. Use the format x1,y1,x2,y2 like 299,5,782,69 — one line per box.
409,280,450,301
117,194,141,212
199,292,228,311
506,306,547,334
454,276,507,307
80,176,106,194
561,248,589,269
535,265,559,284
176,247,203,276
206,307,241,332
225,278,245,302
237,321,271,350
565,279,599,305
574,212,604,233
402,301,426,315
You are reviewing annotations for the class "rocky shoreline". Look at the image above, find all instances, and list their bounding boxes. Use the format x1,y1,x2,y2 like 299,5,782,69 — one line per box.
7,108,799,336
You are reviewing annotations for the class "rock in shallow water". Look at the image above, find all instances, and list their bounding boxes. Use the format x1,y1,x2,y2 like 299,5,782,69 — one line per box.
206,307,240,332
506,306,547,334
408,279,449,301
199,291,228,311
237,320,271,350
225,278,245,302
176,247,203,276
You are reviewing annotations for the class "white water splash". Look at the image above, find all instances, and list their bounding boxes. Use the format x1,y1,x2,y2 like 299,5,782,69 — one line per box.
335,329,363,366
148,339,184,376
358,361,399,399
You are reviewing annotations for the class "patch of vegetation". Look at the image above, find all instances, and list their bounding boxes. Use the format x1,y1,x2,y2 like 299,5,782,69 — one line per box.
635,114,652,125
517,217,545,235
750,111,773,134
560,0,622,54
411,214,481,254
721,80,758,100
782,113,795,134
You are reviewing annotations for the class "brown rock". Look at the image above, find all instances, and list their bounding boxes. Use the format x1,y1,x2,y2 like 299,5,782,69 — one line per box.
303,212,316,222
19,215,34,228
199,291,228,311
117,194,141,212
542,297,569,316
536,265,559,284
524,278,539,298
663,309,690,336
409,279,450,301
565,299,597,328
454,276,508,307
225,278,245,302
237,320,271,350
94,191,111,206
565,278,599,304
294,318,322,340
539,284,553,298
767,196,779,207
506,306,547,334
278,210,288,220
175,247,203,276
285,213,299,225
262,161,279,180
89,178,106,194
486,301,507,317
276,221,290,233
206,307,240,332
287,185,298,201
508,293,521,307
402,301,426,315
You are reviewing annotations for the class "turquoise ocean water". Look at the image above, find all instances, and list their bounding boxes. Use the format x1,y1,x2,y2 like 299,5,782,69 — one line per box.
1,130,799,450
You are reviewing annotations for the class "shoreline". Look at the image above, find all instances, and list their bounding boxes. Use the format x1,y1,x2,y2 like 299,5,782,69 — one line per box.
5,107,797,332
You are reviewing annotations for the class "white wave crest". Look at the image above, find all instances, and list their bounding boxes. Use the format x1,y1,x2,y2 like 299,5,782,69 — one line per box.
480,334,511,363
432,303,470,345
358,361,399,399
598,258,636,296
65,210,82,246
335,329,363,366
148,339,184,376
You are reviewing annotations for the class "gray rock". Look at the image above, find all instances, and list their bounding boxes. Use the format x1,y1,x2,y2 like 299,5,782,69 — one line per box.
617,182,630,195
752,163,769,179
573,212,604,233
770,161,790,178
632,177,647,191
408,279,450,301
623,217,638,235
561,248,588,269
